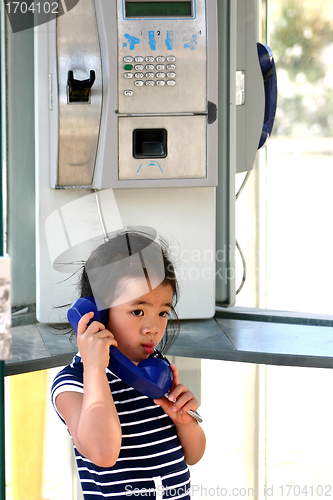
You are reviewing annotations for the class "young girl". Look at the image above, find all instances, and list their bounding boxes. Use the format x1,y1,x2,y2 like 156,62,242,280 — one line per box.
51,229,206,499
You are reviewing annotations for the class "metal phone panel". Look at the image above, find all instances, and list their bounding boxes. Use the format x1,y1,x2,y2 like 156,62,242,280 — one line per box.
117,0,207,115
56,0,102,186
90,0,218,188
91,0,119,189
118,115,207,180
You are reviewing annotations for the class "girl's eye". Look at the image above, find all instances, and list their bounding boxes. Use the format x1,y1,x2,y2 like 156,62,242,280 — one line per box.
132,309,144,317
159,311,169,318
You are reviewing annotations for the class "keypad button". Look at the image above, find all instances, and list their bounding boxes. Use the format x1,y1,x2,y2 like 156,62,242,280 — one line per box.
121,54,178,92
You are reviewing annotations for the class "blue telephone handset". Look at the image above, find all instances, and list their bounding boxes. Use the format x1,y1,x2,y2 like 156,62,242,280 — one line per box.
67,297,203,422
257,42,277,150
67,297,173,399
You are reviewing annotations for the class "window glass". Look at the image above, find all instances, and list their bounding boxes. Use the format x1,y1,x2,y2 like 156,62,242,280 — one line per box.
5,368,81,500
266,0,333,314
236,0,333,314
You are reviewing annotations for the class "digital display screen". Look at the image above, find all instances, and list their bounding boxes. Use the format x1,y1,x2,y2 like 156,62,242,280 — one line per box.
125,1,192,18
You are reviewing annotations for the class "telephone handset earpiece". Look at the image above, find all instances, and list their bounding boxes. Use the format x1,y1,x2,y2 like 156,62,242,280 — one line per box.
67,296,108,331
67,297,173,399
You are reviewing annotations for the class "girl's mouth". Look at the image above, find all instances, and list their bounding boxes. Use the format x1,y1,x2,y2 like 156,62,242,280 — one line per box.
143,343,155,354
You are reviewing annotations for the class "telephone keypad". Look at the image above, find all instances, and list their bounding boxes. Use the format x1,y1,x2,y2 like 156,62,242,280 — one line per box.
123,55,177,89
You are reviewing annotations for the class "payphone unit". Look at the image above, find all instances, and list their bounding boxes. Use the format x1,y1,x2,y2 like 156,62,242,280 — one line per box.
35,0,219,323
50,0,218,189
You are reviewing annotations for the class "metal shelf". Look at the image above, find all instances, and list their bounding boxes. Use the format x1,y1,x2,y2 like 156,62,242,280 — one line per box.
5,314,333,376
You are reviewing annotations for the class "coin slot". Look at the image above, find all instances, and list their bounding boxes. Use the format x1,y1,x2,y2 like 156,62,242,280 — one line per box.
133,129,167,158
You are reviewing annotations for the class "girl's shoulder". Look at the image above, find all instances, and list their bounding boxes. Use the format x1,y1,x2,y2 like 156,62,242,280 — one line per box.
52,353,83,386
51,353,121,394
50,353,84,423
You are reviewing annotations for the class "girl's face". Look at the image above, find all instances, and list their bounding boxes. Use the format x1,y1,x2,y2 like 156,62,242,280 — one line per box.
106,280,174,364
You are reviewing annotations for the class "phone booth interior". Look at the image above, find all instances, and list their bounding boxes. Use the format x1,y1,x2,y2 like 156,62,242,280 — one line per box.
35,0,274,323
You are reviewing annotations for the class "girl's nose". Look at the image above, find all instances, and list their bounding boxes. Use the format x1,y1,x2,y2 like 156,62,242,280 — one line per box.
142,317,159,335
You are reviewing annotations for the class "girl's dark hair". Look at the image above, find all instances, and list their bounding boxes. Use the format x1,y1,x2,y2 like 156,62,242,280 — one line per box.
79,228,180,353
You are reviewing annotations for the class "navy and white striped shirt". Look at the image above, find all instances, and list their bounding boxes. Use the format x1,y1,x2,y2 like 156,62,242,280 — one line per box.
51,354,191,499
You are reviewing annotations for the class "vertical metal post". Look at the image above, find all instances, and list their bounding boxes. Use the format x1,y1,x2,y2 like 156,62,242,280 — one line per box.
215,0,236,306
0,4,5,498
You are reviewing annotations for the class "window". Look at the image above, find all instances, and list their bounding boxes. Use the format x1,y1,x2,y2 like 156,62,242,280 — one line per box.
236,0,333,315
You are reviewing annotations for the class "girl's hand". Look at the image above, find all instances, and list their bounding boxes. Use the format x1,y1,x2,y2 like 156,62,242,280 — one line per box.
77,312,118,370
154,364,198,426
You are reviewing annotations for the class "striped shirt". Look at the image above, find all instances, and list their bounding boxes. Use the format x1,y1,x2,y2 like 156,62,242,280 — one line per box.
51,354,191,499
